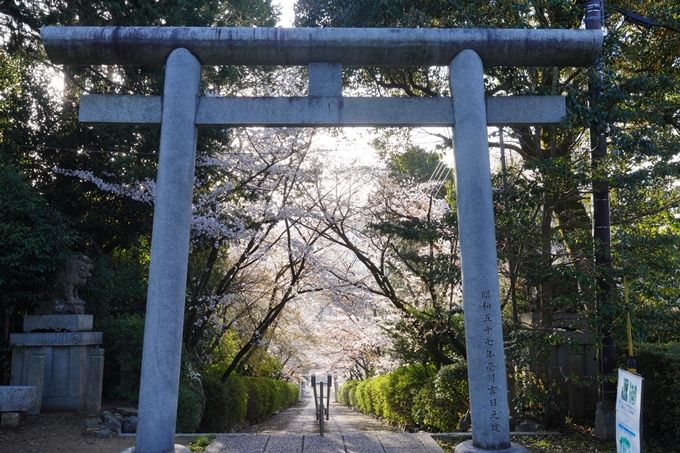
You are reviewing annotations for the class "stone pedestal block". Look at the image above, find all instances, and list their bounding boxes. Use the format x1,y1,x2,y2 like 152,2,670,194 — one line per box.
11,331,103,411
27,348,45,415
87,347,105,416
0,386,37,411
23,314,93,332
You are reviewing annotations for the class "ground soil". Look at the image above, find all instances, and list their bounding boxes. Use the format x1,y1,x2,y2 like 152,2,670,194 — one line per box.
0,401,192,453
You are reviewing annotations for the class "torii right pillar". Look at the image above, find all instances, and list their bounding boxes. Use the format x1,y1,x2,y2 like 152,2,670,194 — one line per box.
450,49,527,453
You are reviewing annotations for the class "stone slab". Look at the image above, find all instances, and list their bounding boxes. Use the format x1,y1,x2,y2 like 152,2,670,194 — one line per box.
415,433,447,453
343,433,386,453
205,434,445,453
264,434,302,453
10,331,102,346
301,434,345,453
41,26,602,67
80,94,565,128
208,434,269,453
23,314,93,332
0,386,37,412
309,62,342,97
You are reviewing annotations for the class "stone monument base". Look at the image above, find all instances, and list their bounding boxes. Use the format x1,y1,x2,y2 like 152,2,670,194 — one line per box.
454,440,529,453
23,314,93,332
10,315,103,412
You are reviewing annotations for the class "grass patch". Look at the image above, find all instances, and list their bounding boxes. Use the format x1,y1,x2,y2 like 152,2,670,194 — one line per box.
184,435,216,453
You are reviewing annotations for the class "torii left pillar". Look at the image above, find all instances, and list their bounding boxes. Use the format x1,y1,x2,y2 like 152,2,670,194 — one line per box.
125,48,200,453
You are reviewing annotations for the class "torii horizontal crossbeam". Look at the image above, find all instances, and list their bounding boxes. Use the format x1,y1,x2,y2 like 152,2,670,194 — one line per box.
41,26,602,67
79,94,566,127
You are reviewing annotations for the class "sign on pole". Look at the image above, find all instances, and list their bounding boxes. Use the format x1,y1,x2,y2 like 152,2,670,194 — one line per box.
616,369,644,453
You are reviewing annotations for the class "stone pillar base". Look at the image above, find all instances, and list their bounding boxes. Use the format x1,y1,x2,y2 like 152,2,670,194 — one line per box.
454,440,529,453
121,445,191,453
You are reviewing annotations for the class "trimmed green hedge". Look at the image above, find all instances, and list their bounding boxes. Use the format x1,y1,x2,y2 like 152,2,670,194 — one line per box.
243,376,299,422
197,375,298,432
176,383,205,433
413,362,469,432
338,380,359,406
635,343,680,445
338,364,468,431
199,374,248,432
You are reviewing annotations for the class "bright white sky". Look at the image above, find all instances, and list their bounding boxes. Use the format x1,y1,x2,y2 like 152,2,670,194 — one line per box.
275,0,296,27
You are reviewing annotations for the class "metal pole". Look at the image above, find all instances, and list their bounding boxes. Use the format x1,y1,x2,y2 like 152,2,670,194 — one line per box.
319,381,324,436
584,0,616,406
326,374,332,420
311,374,318,419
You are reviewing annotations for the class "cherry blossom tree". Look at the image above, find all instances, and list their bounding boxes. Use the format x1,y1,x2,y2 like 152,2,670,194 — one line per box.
296,149,465,367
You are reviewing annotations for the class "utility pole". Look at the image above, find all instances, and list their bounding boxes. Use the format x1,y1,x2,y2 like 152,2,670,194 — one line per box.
583,0,616,438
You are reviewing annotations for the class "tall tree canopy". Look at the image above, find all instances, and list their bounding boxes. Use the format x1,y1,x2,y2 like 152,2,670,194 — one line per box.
296,0,680,342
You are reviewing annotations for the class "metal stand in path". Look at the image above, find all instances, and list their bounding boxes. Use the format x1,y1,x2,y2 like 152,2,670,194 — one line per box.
41,26,602,453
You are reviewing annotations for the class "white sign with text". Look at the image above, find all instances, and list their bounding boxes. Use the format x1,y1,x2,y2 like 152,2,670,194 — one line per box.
616,369,644,453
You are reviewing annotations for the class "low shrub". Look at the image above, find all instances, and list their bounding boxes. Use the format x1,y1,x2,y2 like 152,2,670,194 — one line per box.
635,343,680,445
243,376,299,422
413,362,469,432
177,384,205,433
349,382,359,407
338,380,359,406
382,364,433,426
338,365,441,429
198,375,231,432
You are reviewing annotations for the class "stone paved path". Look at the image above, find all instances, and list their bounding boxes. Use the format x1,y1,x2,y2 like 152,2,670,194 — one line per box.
204,388,445,453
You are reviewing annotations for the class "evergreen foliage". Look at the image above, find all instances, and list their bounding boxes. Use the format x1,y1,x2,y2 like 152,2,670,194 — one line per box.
635,343,680,445
338,363,469,432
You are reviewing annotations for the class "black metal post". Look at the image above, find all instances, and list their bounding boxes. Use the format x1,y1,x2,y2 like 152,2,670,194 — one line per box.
584,0,616,405
311,374,318,419
319,381,325,435
326,374,332,420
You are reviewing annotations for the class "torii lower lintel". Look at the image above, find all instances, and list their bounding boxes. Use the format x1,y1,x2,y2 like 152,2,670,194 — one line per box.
79,94,566,128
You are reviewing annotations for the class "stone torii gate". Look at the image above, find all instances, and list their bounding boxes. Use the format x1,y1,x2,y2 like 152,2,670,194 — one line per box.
41,26,601,453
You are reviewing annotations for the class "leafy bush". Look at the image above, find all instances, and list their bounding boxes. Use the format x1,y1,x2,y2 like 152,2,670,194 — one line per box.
223,374,248,427
98,313,145,401
506,329,565,425
242,376,299,422
198,375,230,432
176,384,205,433
355,380,373,414
198,374,252,432
339,365,439,429
382,364,433,426
349,382,360,407
413,362,469,432
635,343,680,445
338,380,359,406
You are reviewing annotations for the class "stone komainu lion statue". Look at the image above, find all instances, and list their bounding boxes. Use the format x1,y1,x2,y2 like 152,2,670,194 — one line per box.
35,254,94,315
